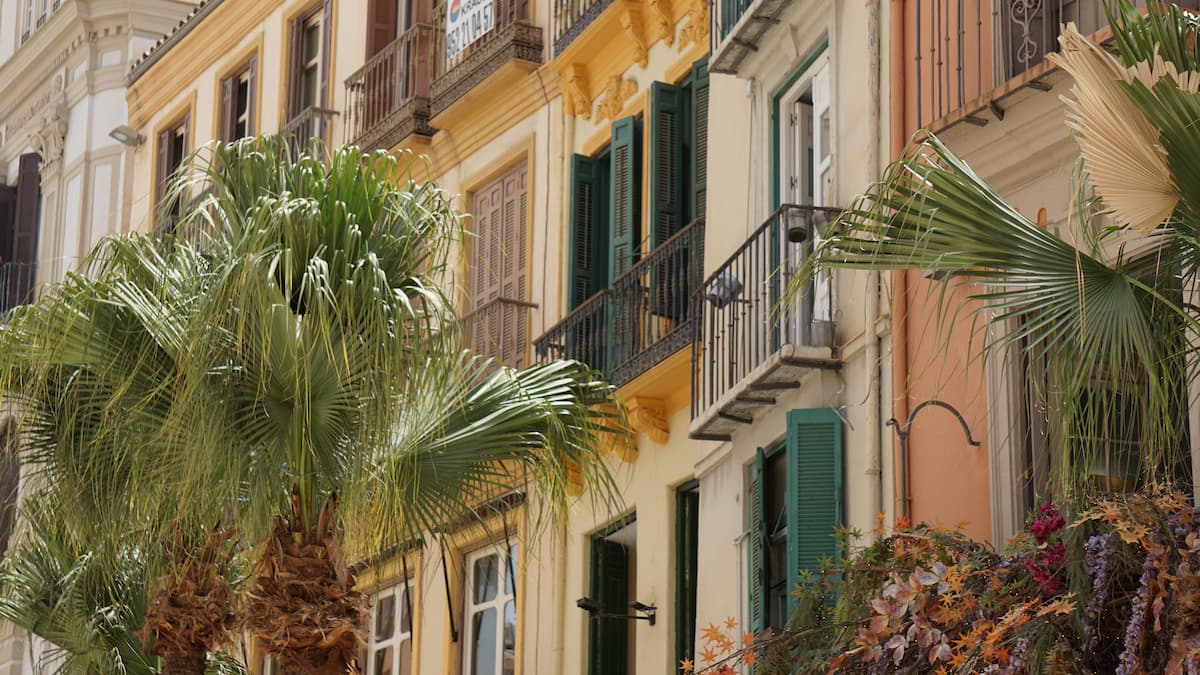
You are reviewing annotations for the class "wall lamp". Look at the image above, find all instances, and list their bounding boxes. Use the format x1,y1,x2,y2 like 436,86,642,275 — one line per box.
576,597,657,626
705,271,744,309
109,125,144,148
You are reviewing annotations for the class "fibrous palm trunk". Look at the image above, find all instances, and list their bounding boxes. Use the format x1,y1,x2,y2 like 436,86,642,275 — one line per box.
242,490,368,675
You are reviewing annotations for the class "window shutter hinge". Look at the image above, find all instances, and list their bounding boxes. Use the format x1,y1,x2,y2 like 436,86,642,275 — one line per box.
789,112,798,127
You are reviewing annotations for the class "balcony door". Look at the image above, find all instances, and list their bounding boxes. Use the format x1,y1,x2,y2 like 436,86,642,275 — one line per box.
778,60,831,348
367,0,415,56
469,164,529,368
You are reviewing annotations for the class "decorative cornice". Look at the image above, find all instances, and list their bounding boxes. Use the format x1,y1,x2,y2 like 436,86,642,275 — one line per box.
618,0,648,68
31,101,69,175
649,0,674,45
678,0,709,49
560,63,591,119
596,75,636,122
626,397,669,445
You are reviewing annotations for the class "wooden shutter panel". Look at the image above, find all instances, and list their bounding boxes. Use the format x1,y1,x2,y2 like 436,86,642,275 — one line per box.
785,408,843,617
608,115,640,280
748,447,766,635
648,82,684,248
675,488,700,667
691,59,709,220
589,538,629,675
0,185,16,263
288,18,305,116
12,154,39,265
320,0,333,108
569,154,602,309
367,0,400,56
247,55,259,135
220,75,234,141
156,129,171,215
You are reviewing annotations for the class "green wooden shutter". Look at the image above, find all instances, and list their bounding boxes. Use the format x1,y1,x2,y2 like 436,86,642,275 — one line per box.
690,59,709,220
648,82,684,248
747,448,766,635
785,408,843,617
589,538,629,675
608,116,640,279
675,485,700,667
570,154,603,309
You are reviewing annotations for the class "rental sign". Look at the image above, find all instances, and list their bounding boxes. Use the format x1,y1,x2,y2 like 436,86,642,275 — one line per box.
446,0,494,61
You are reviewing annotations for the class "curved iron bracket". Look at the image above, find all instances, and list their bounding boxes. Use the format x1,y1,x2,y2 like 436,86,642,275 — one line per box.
888,399,982,521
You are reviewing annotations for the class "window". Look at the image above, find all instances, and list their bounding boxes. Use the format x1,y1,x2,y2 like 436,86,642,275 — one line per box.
221,57,258,142
289,3,332,117
467,164,530,368
463,543,517,675
675,485,699,669
588,515,636,675
155,115,191,227
778,59,833,345
747,408,842,634
367,580,414,675
19,0,57,42
367,0,413,56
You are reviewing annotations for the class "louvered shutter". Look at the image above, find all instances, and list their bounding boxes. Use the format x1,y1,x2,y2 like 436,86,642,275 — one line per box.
608,115,640,280
288,18,305,117
569,154,603,309
785,408,843,617
589,538,629,675
366,0,399,56
156,129,170,212
748,448,766,635
220,75,234,141
247,55,258,135
690,59,709,220
0,185,16,263
648,82,684,248
320,0,333,109
500,165,528,368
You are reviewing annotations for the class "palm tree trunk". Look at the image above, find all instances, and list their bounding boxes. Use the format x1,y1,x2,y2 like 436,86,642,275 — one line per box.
242,489,368,675
160,654,208,675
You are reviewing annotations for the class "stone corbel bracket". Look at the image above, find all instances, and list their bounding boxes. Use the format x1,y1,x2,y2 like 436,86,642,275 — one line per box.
560,63,592,119
626,396,669,446
678,0,709,49
619,0,649,68
649,0,674,45
596,75,638,122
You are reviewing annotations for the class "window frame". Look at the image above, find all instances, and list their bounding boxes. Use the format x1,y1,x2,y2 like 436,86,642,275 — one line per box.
461,541,519,675
220,55,258,142
288,1,333,119
366,578,415,675
155,111,192,228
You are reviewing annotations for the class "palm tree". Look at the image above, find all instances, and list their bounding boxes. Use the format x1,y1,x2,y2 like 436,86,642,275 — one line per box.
795,0,1200,496
0,137,622,674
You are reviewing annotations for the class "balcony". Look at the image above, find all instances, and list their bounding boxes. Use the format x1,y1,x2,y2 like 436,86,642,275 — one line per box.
689,205,841,442
281,106,340,152
910,0,1200,132
535,219,704,388
551,0,612,54
709,0,792,74
430,0,543,117
344,24,435,150
0,261,36,316
463,297,537,370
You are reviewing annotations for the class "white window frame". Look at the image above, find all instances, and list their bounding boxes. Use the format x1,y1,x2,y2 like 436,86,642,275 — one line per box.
778,58,834,343
299,11,324,109
367,579,414,675
462,542,518,675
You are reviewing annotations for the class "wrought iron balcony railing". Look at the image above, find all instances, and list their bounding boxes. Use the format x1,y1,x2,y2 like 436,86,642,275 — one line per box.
463,296,537,370
281,106,339,152
535,219,704,387
910,0,1200,130
0,261,36,316
345,24,434,150
552,0,613,54
430,0,543,117
710,0,791,74
690,205,840,440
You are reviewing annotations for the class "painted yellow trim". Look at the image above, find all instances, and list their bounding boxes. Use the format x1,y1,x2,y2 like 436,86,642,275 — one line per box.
581,89,647,156
617,347,691,414
128,0,284,127
440,507,528,675
212,36,265,140
150,91,197,216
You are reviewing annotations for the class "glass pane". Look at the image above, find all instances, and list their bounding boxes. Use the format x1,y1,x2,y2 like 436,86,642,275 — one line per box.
398,638,413,675
303,22,321,61
505,545,518,595
399,586,412,634
502,600,516,675
471,608,497,675
301,66,319,108
474,553,499,603
372,646,394,675
375,594,396,640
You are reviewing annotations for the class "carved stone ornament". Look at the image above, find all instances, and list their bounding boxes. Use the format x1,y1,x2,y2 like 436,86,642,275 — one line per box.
626,397,669,445
649,0,674,45
596,76,637,122
560,63,591,119
31,101,68,173
619,1,649,68
678,0,709,49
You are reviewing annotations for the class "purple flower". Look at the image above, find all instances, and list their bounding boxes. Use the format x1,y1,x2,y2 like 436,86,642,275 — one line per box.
1117,550,1159,675
1083,534,1113,655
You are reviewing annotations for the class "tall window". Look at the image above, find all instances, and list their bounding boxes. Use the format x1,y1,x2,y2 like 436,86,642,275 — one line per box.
467,164,530,368
588,516,636,675
675,484,699,669
221,57,258,142
747,409,842,634
463,543,517,675
367,580,414,675
156,114,191,228
289,3,331,117
20,0,57,42
778,59,833,345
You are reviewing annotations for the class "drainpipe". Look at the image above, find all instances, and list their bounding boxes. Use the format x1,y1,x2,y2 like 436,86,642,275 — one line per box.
552,108,575,675
865,0,884,534
889,0,910,523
